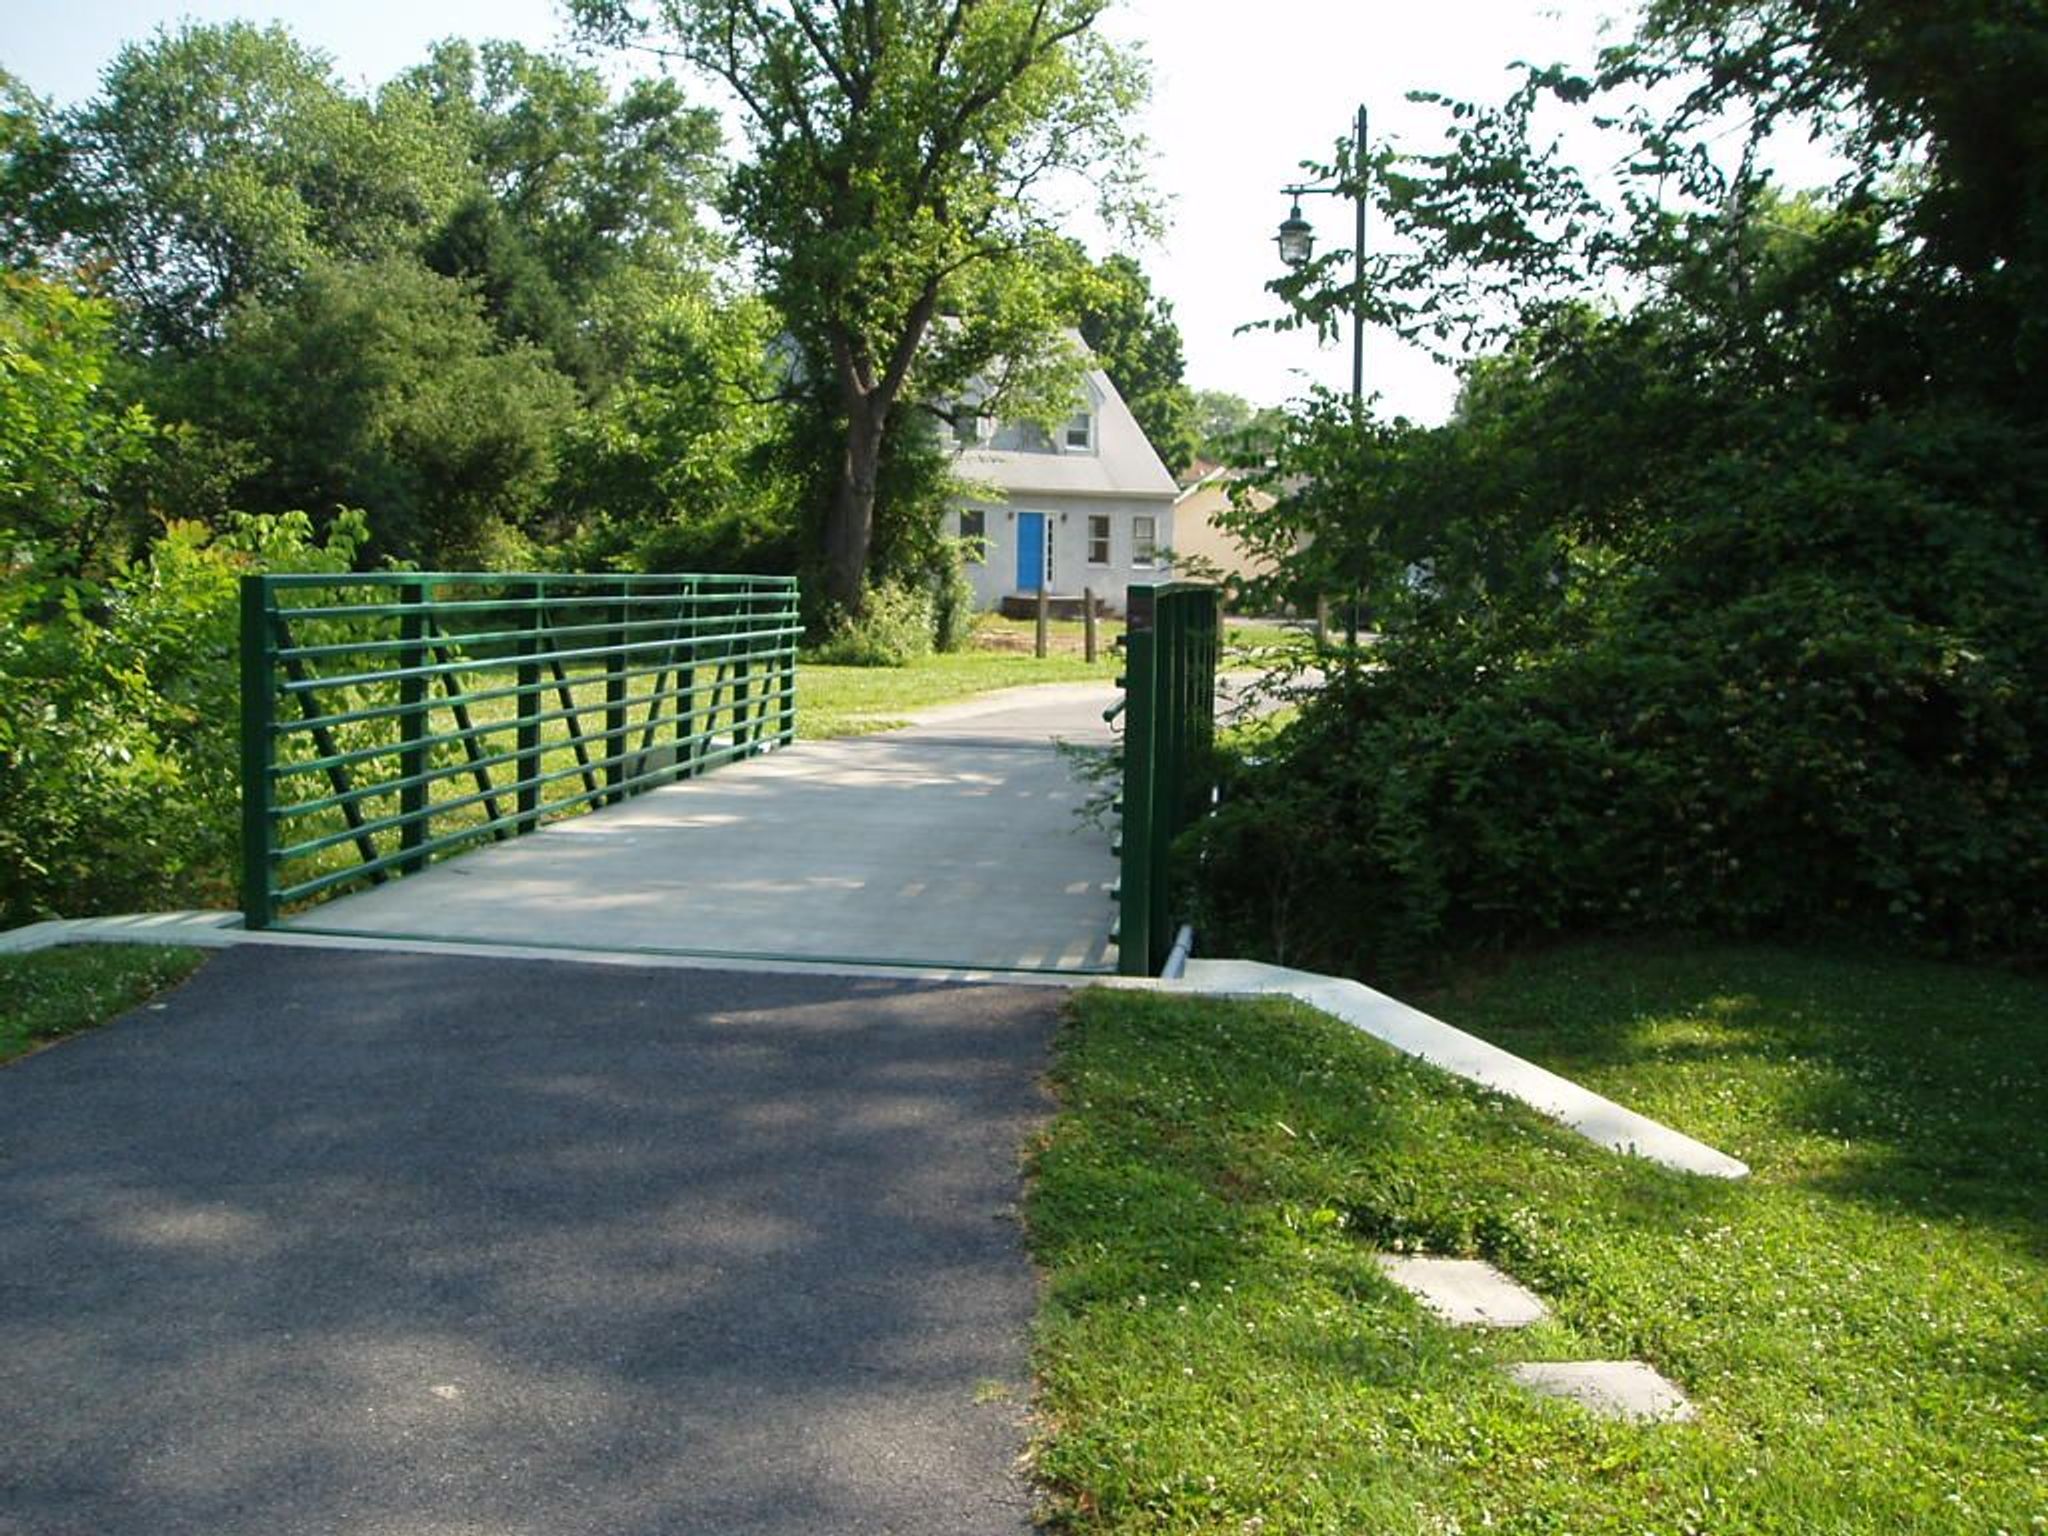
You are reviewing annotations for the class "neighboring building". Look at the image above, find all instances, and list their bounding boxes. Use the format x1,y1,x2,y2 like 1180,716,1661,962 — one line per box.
945,345,1179,614
1171,460,1280,592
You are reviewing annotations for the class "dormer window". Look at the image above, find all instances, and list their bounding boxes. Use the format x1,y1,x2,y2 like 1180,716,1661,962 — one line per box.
952,403,987,446
1063,411,1094,451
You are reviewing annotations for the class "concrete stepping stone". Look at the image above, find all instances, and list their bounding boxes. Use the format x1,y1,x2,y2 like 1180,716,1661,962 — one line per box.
1374,1254,1550,1328
1508,1361,1696,1422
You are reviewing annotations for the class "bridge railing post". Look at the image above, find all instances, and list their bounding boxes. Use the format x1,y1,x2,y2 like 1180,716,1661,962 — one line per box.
1115,581,1220,976
239,575,277,929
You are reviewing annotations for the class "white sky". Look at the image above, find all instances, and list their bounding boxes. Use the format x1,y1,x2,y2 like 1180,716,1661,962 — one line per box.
4,0,1640,422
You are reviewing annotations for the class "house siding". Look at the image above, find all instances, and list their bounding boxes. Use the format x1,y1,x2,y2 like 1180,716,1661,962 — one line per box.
1171,479,1279,584
955,495,1173,615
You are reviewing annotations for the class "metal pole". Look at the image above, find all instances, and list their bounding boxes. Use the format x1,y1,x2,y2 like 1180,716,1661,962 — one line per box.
1350,103,1367,649
398,578,430,872
1352,103,1367,414
238,575,276,929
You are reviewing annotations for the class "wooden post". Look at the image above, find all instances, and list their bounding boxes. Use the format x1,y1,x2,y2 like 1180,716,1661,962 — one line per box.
1315,594,1330,649
1035,582,1049,659
1083,587,1098,664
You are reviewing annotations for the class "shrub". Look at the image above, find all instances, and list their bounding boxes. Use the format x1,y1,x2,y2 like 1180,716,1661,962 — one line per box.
808,580,938,667
1190,410,2048,979
931,538,978,653
0,511,364,926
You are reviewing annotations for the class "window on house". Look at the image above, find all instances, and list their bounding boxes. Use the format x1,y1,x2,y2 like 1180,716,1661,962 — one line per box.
959,510,986,564
953,409,980,446
1087,514,1110,565
1064,411,1093,451
1132,514,1158,567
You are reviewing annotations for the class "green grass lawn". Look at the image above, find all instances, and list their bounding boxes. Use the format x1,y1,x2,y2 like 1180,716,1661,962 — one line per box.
798,646,1114,736
0,946,205,1065
1027,942,2047,1533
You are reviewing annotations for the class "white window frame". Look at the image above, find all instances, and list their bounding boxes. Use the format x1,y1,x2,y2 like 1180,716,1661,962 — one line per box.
1086,514,1111,566
1063,410,1094,452
1132,514,1159,568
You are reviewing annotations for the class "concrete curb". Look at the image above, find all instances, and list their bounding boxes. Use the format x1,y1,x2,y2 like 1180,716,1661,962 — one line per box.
1171,958,1750,1180
2,910,1102,988
0,919,80,955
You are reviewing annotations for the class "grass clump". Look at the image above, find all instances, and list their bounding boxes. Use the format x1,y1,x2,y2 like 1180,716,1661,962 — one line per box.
1026,941,2047,1533
0,945,205,1065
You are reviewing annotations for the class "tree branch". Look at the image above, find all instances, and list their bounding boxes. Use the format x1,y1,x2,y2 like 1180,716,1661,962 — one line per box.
787,1,862,106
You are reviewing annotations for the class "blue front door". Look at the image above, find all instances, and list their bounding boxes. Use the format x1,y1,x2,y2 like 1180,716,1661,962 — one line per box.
1016,511,1046,591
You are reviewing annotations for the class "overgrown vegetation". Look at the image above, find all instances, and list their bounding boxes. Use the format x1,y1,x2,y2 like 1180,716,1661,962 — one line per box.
0,10,1205,926
0,945,204,1064
1029,942,2048,1533
1201,0,2048,977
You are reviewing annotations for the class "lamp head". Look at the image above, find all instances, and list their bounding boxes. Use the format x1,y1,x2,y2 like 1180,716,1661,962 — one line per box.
1275,203,1315,268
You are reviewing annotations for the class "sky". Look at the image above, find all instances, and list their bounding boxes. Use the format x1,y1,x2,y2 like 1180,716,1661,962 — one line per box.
1,0,1637,423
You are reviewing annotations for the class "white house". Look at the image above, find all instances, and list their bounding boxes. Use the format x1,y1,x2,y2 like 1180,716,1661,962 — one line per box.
944,346,1179,615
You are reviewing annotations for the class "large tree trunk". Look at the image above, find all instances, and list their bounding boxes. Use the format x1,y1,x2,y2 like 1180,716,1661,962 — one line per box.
825,392,887,616
822,294,938,616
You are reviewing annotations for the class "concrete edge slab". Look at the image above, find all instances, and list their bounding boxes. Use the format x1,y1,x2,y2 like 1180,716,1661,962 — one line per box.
1171,959,1750,1180
0,919,83,955
5,911,1106,989
1374,1254,1550,1328
1508,1360,1696,1423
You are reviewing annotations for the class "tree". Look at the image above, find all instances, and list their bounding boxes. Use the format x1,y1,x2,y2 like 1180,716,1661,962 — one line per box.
38,23,465,352
555,289,801,572
1076,252,1197,474
0,71,58,269
1191,389,1252,447
161,256,579,566
0,270,156,578
570,0,1151,614
1192,0,2048,973
391,40,726,393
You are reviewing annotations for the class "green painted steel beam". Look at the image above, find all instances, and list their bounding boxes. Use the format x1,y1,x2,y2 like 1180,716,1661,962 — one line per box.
240,572,802,926
1114,580,1220,976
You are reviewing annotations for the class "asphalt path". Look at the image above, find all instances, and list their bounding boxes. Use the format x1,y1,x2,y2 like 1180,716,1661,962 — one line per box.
0,947,1058,1536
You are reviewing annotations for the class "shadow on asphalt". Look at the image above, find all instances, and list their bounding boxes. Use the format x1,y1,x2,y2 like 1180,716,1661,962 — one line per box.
0,947,1057,1536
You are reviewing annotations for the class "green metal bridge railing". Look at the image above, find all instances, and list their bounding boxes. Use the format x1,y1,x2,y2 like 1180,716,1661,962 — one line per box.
1115,581,1221,976
240,571,800,929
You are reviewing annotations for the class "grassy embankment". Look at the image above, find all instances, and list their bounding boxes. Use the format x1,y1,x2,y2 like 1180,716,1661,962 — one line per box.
1028,941,2047,1533
0,946,205,1066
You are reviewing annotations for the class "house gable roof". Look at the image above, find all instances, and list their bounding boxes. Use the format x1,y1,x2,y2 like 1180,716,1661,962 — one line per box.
951,344,1179,502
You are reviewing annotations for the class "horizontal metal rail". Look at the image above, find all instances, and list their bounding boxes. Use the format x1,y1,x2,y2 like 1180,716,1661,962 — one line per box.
241,572,799,928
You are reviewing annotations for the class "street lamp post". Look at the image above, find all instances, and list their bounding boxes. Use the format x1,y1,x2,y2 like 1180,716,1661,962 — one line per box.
1275,104,1369,645
1275,103,1368,416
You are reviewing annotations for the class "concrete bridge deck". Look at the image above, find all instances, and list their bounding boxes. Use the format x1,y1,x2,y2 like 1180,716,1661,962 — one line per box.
290,682,1122,974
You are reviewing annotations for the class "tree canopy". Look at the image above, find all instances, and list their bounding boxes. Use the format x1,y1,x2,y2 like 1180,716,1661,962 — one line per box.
1197,0,2048,974
571,0,1151,612
1077,252,1197,475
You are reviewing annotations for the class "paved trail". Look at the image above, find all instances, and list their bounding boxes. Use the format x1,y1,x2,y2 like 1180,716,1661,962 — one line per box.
0,946,1057,1536
294,680,1123,973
